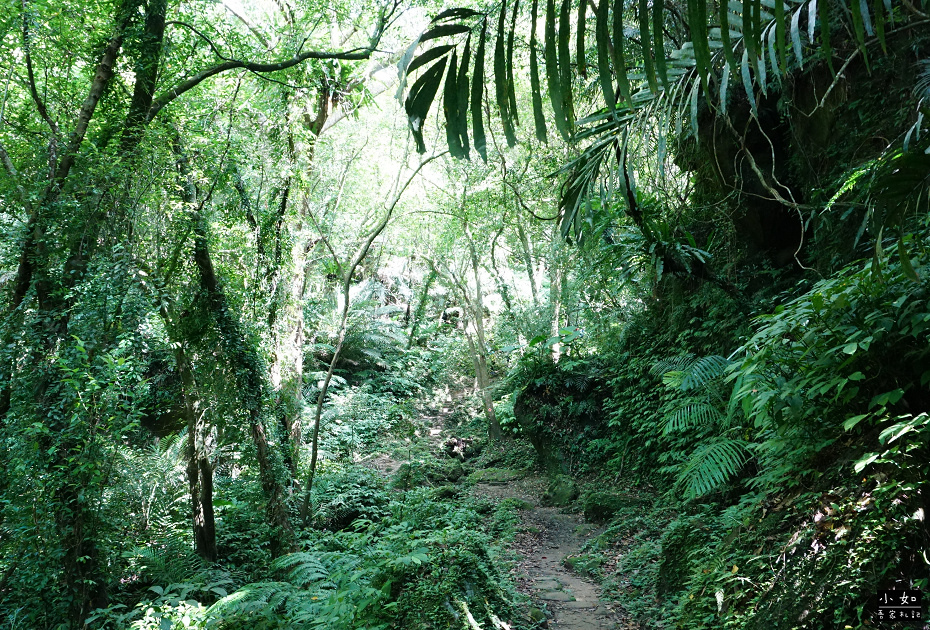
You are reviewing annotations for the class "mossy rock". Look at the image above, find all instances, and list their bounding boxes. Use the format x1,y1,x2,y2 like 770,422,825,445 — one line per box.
499,497,535,511
542,475,578,506
563,553,604,578
467,467,525,485
431,485,461,500
390,462,430,489
582,491,628,522
527,606,549,627
392,459,465,489
437,459,465,482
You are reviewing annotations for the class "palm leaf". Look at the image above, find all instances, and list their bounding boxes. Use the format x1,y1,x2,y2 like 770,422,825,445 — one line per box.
639,0,658,93
472,21,488,161
530,0,549,140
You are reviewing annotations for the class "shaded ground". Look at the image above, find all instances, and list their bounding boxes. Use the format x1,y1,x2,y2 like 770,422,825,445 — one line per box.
362,394,636,630
473,478,633,630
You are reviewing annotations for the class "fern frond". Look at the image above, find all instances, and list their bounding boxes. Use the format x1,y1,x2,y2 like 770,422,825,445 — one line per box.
206,581,301,624
272,552,331,586
679,355,731,391
663,402,725,434
677,438,750,499
650,353,696,377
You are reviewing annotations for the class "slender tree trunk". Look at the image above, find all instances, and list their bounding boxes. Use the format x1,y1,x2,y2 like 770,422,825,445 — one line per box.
549,231,563,363
174,343,217,561
300,153,443,521
174,135,294,556
465,232,502,439
193,217,295,557
517,222,539,306
407,267,437,348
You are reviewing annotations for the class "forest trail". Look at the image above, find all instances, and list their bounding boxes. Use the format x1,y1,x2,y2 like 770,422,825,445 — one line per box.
362,394,633,629
472,478,631,630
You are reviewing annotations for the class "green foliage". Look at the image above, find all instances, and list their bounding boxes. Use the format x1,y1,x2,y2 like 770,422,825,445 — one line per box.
206,477,520,630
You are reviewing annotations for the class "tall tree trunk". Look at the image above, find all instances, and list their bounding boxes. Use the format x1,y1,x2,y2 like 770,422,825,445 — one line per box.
517,221,539,306
175,344,217,561
549,230,564,363
465,235,501,440
174,136,294,556
407,267,437,348
193,219,295,556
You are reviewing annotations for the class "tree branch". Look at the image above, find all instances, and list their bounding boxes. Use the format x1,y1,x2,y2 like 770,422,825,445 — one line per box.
148,8,394,123
0,141,28,208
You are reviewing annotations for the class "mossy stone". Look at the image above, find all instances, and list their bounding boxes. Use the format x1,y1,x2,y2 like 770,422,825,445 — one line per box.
467,467,525,484
542,475,579,506
582,491,628,522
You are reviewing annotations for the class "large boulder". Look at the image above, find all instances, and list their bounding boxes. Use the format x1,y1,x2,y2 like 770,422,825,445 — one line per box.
542,475,579,506
582,491,628,522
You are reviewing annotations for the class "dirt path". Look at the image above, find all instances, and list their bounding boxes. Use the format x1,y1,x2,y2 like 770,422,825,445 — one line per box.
364,396,634,629
472,478,632,630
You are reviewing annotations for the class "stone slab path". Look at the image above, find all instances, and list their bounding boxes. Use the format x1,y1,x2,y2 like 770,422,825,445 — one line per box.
472,478,634,630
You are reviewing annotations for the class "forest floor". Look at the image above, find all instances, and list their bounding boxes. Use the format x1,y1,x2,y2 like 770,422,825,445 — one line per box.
361,392,637,630
471,477,632,630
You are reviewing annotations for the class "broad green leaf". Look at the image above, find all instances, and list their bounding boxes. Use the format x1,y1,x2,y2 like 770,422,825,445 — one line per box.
558,0,577,135
612,0,633,106
718,0,738,72
751,0,762,58
457,35,471,157
689,74,700,138
843,413,869,431
741,47,758,114
853,451,880,473
720,60,731,115
443,50,465,158
495,0,517,146
870,388,905,408
406,46,454,77
842,342,858,354
767,23,781,85
471,21,488,161
545,0,569,139
849,0,869,70
898,236,920,281
774,0,787,74
790,5,804,68
859,0,874,35
755,50,767,95
744,0,756,58
432,8,483,22
507,0,521,126
640,0,658,93
596,0,617,117
405,57,448,153
530,0,549,140
420,24,472,42
872,0,886,51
